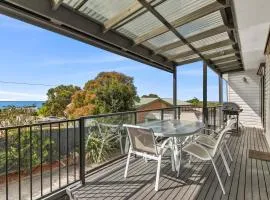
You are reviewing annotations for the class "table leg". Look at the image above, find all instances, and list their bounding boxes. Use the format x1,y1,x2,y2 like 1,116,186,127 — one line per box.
170,139,176,172
174,137,182,175
237,114,239,132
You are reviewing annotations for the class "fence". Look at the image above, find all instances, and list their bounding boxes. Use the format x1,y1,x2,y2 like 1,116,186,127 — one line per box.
0,105,222,200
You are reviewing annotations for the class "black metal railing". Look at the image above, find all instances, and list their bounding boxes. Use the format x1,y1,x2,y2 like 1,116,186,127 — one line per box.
0,105,222,200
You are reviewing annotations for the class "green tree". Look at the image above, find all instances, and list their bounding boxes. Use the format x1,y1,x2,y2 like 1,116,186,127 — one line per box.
187,97,200,106
39,85,80,117
66,72,139,118
141,93,159,98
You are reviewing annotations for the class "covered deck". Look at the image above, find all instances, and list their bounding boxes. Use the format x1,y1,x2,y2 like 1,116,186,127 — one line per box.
71,127,270,200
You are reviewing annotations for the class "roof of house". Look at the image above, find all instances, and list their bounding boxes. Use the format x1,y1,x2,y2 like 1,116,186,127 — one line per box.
135,97,190,108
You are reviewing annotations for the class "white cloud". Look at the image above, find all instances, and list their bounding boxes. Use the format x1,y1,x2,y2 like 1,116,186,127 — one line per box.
0,90,46,101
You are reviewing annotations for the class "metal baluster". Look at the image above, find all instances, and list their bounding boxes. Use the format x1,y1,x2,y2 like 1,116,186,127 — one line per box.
66,122,69,184
18,127,21,200
58,123,61,188
40,125,43,196
73,121,76,181
5,129,8,200
29,126,33,200
79,118,85,185
49,124,52,193
134,112,137,125
214,108,216,130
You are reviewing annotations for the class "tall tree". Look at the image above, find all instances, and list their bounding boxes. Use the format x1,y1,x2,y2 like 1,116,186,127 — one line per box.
187,97,200,106
141,93,159,98
39,85,80,117
66,72,139,118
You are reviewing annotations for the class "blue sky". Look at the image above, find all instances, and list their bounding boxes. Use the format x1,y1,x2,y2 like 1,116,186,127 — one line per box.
0,14,226,101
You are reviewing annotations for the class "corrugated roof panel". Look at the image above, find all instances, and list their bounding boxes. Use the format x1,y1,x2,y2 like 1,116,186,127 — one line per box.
116,11,163,39
202,45,233,55
63,0,84,8
115,0,161,29
176,11,224,37
214,59,239,65
211,53,236,60
76,0,134,24
145,31,180,48
175,54,200,62
191,32,229,48
156,0,216,23
163,45,192,56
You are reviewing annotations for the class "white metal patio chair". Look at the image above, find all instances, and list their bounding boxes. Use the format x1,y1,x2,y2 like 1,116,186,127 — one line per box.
182,126,231,194
194,119,236,164
123,124,176,191
86,120,123,162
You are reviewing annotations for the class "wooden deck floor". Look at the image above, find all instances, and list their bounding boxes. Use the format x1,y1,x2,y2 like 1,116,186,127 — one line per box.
72,127,270,200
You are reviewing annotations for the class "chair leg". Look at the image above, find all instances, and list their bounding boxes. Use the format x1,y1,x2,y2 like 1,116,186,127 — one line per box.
225,142,233,161
220,149,231,176
170,141,176,171
119,134,123,154
124,150,131,178
97,140,105,163
177,151,181,177
211,158,226,194
155,156,162,191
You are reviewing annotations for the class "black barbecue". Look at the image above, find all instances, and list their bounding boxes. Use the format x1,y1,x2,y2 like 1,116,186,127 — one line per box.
222,102,243,131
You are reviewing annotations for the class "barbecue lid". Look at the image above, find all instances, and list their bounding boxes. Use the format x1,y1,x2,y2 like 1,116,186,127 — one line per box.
222,102,243,112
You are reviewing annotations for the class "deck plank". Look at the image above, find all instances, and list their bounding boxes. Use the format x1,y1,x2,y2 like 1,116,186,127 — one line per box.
236,127,249,200
199,130,238,200
227,128,248,200
71,127,270,200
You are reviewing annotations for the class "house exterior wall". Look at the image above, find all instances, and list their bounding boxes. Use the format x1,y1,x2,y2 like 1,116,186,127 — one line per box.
265,42,270,145
228,70,262,128
136,100,171,123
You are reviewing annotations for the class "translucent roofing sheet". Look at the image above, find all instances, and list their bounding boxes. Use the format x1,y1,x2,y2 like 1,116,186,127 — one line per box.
175,54,200,63
77,0,134,24
213,58,239,64
63,0,84,8
191,32,229,48
202,45,233,55
146,31,180,48
116,11,164,39
211,53,236,61
163,45,192,57
156,0,216,24
176,11,224,38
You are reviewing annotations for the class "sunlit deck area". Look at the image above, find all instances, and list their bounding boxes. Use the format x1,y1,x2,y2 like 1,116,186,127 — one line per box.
70,127,270,200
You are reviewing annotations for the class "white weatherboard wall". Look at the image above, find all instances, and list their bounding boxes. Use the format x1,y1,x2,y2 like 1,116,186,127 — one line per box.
265,54,270,145
228,70,262,128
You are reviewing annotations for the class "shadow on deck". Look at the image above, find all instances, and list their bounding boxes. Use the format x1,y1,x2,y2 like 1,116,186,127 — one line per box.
72,127,270,200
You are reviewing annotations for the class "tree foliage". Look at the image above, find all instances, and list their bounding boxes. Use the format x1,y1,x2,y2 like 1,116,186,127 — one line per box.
187,97,200,106
66,72,139,118
39,85,80,117
141,93,159,98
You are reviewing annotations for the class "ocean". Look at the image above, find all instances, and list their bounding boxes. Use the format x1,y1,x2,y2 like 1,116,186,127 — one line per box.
0,101,45,108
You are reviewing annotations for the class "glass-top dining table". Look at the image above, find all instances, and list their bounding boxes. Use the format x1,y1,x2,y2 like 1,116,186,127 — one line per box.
138,119,205,173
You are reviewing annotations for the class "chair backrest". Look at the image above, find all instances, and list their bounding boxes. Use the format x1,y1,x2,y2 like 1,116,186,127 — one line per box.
213,126,230,154
123,124,158,155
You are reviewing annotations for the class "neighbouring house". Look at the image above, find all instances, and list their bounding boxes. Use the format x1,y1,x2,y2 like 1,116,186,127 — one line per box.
135,97,191,123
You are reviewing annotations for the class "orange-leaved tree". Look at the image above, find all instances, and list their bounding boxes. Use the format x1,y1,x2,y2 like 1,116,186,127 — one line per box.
66,72,139,118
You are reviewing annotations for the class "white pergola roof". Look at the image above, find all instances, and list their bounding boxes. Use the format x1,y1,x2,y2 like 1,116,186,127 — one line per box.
0,0,244,74
233,0,270,70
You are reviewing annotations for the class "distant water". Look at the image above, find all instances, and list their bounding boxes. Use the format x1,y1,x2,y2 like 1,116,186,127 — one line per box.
0,101,45,108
